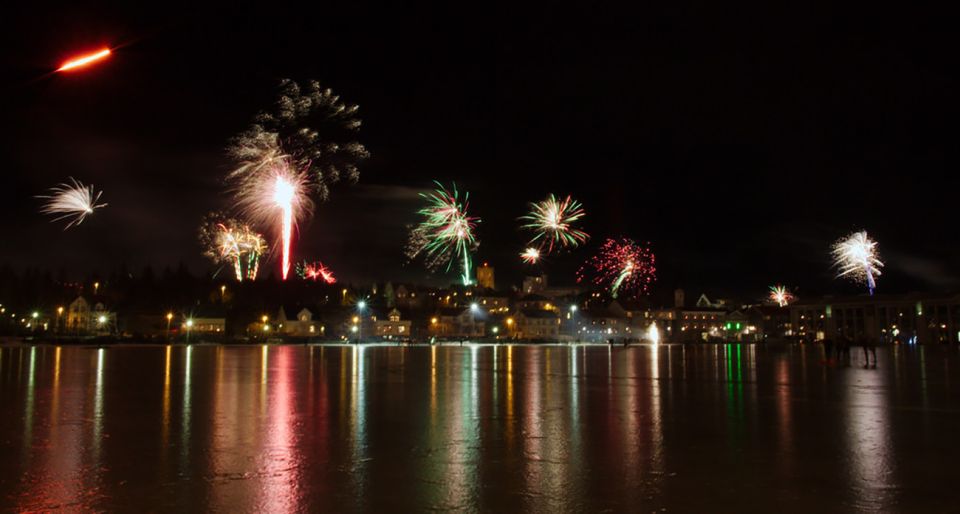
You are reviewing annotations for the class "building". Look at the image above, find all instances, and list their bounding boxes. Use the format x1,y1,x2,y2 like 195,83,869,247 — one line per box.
517,293,555,311
429,307,485,339
375,308,412,338
277,307,321,337
675,307,725,341
789,292,960,344
394,284,428,309
65,296,116,335
514,309,560,340
183,317,226,334
577,306,630,341
522,274,548,294
476,263,495,290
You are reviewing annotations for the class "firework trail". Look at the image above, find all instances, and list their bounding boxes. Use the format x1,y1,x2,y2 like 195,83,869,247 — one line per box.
769,285,794,307
37,178,107,229
232,79,369,201
577,238,656,299
227,79,367,279
230,155,313,280
297,261,337,284
56,48,111,72
832,230,883,295
199,216,267,281
520,247,541,265
520,194,589,254
406,182,480,286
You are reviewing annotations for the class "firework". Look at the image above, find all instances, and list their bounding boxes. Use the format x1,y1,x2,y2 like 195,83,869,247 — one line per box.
231,79,369,201
231,154,313,281
228,80,366,280
831,230,883,295
769,285,794,307
297,261,336,284
577,238,656,299
406,182,480,286
199,216,267,281
647,321,660,345
520,194,589,254
37,177,107,229
56,48,111,72
520,247,541,264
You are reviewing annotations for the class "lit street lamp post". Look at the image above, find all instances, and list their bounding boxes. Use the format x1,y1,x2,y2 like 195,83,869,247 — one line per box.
570,305,578,342
356,300,367,343
470,302,480,341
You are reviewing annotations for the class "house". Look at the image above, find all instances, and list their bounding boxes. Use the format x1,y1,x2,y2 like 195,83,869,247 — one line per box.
522,274,548,294
517,293,555,311
66,296,91,333
577,306,630,341
375,308,412,339
394,285,428,309
66,296,116,335
277,306,321,337
676,307,726,341
474,288,511,314
183,317,225,334
429,307,485,338
514,309,561,340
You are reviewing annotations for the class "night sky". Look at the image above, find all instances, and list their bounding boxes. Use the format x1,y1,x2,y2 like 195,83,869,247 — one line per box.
2,4,956,299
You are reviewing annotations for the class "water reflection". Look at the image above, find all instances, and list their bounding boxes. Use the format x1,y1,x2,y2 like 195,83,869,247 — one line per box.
0,344,956,511
844,364,893,510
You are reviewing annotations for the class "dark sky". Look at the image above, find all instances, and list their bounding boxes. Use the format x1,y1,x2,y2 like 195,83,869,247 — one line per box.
1,4,957,299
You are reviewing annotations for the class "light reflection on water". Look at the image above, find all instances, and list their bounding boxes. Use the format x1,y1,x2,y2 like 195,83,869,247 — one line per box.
1,343,959,511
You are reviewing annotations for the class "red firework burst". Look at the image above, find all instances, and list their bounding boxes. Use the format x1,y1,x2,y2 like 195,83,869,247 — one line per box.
577,238,656,299
297,261,336,284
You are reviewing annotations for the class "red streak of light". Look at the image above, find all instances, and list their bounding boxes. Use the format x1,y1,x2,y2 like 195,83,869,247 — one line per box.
281,205,292,280
57,48,112,72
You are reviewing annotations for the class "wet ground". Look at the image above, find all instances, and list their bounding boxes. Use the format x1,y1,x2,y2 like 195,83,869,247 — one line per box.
1,343,958,512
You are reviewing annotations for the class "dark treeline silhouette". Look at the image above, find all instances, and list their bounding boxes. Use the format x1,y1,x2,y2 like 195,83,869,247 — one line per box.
0,263,365,337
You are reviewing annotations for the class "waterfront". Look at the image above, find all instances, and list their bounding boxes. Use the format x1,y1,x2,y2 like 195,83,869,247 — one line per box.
1,343,959,512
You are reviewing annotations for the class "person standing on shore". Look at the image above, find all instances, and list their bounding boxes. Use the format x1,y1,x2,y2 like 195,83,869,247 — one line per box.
862,338,878,368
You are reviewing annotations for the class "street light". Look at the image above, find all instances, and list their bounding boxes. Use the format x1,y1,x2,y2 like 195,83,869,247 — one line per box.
57,306,64,333
185,318,194,343
356,300,367,343
166,312,173,341
470,303,481,339
569,305,578,341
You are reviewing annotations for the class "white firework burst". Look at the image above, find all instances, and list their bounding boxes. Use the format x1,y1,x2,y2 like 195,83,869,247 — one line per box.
831,230,883,294
37,178,107,229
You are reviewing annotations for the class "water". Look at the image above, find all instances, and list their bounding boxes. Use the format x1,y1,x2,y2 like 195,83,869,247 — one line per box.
1,343,958,512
